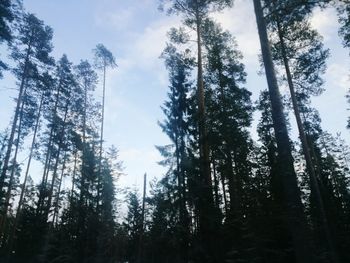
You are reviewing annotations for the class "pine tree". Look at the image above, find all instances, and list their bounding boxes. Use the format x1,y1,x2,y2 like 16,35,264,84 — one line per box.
264,1,339,261
201,18,255,260
0,12,54,241
0,0,22,78
93,44,116,172
253,0,313,262
159,2,234,261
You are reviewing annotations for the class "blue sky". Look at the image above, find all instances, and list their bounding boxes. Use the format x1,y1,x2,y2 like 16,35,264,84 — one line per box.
0,0,349,190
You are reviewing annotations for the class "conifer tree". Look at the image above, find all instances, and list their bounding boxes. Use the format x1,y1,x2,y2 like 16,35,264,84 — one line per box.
159,2,234,261
253,0,313,262
93,44,116,171
159,38,194,263
0,13,54,240
264,1,339,261
0,0,22,78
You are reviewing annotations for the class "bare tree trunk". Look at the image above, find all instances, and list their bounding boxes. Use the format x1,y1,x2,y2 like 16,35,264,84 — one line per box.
97,62,107,217
52,151,67,226
253,0,313,262
212,158,220,208
70,150,78,202
194,6,220,261
137,173,147,263
0,44,31,193
37,82,62,214
276,20,338,263
45,103,69,220
0,94,26,237
221,173,228,215
7,93,44,255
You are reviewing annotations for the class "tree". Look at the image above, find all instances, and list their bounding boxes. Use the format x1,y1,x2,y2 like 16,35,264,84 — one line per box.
0,13,54,240
264,1,339,261
201,18,255,260
0,12,53,195
159,39,194,262
93,44,116,180
253,0,313,262
159,2,233,261
0,0,22,78
336,1,350,129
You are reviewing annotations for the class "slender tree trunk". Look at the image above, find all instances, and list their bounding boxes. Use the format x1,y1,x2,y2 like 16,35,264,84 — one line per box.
195,10,212,196
194,7,219,262
45,102,69,220
276,20,338,263
37,82,62,214
221,173,228,215
99,63,106,162
52,151,67,226
0,93,26,237
7,93,44,255
212,158,220,208
70,150,78,202
218,68,241,218
97,62,106,216
253,0,313,262
0,45,31,193
6,97,25,209
137,173,147,263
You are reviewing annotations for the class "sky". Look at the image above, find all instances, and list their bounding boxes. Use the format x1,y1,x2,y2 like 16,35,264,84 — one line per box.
0,0,349,191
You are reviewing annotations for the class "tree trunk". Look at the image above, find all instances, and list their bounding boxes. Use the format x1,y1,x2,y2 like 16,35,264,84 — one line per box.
70,150,78,202
276,20,338,263
97,62,107,215
7,93,44,255
45,102,69,220
52,150,67,226
37,81,62,214
253,0,313,262
0,93,26,237
137,173,147,263
0,44,31,193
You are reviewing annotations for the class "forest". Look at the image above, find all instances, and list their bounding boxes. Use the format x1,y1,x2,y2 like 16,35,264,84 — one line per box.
0,0,350,262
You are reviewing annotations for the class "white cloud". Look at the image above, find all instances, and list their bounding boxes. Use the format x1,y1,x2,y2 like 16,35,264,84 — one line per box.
118,147,166,188
212,0,260,65
326,63,350,91
311,7,338,41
